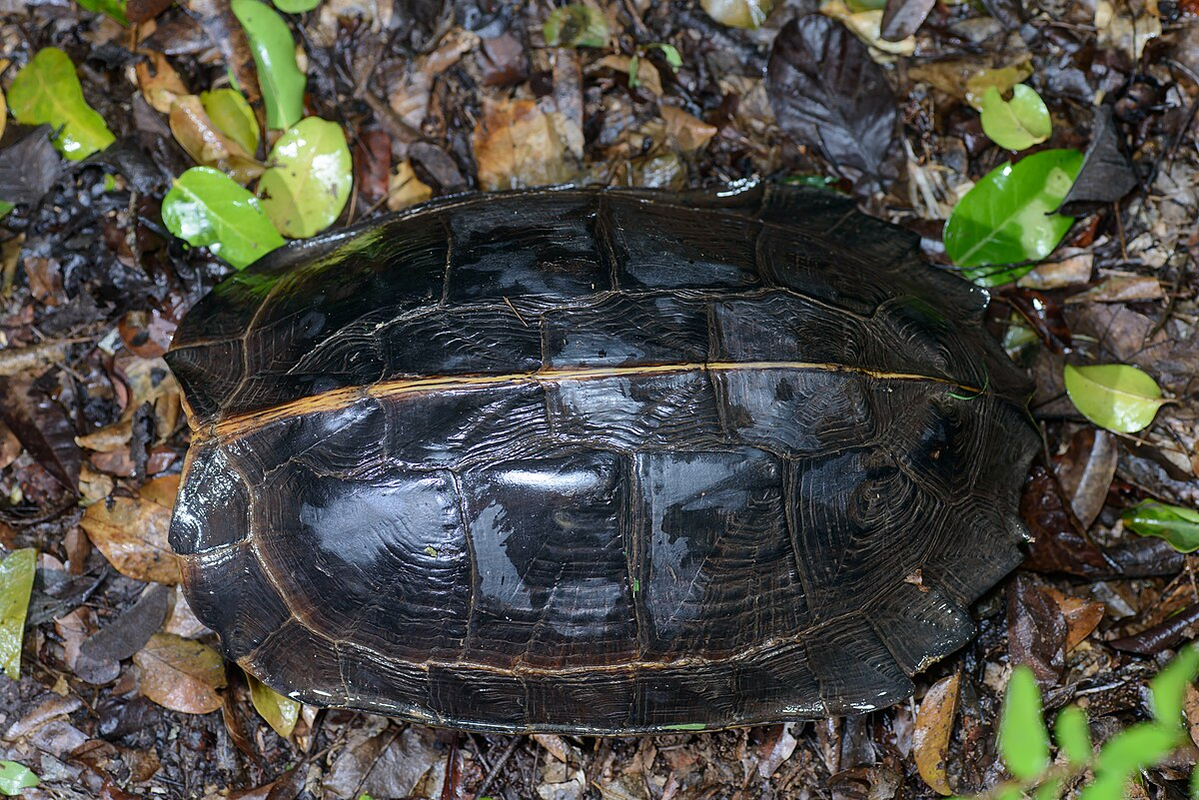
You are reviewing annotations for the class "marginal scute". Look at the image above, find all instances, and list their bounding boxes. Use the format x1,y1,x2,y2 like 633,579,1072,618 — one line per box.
168,185,1038,734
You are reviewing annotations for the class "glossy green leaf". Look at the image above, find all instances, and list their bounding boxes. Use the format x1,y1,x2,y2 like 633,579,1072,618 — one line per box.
231,0,306,130
1150,645,1199,726
0,762,38,796
0,202,11,220
943,148,1083,285
162,166,284,269
701,0,775,28
1123,501,1199,553
75,0,127,24
980,85,1051,151
0,549,36,681
999,666,1050,781
247,671,301,738
259,117,351,238
1063,363,1166,434
8,48,116,161
649,43,683,70
1053,705,1092,766
543,5,609,48
200,88,260,156
273,0,320,11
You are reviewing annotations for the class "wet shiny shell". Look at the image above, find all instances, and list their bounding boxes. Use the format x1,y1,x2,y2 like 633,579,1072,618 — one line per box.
166,185,1038,734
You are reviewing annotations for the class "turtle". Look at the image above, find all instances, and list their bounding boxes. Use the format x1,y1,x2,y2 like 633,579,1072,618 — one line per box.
165,183,1038,735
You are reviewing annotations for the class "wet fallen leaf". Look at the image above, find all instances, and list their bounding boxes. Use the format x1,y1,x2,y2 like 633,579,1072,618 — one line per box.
757,723,799,778
912,672,960,795
387,159,432,211
1016,250,1093,289
1058,106,1138,215
1053,428,1117,531
201,88,260,158
980,85,1050,151
54,606,121,685
0,422,19,471
163,586,210,639
880,0,934,40
118,309,178,359
478,33,528,87
169,95,264,185
179,0,265,134
81,583,171,663
322,721,444,798
1064,363,1167,434
231,0,306,129
661,106,718,152
472,97,578,191
1122,501,1199,553
0,761,38,795
767,15,899,195
702,0,775,28
79,476,181,585
1008,574,1066,685
258,117,352,238
0,124,62,206
8,48,115,160
133,632,226,714
1042,588,1104,651
820,0,915,57
354,129,391,206
136,51,189,114
1067,275,1162,304
0,377,81,491
247,671,300,738
161,166,285,269
0,548,36,680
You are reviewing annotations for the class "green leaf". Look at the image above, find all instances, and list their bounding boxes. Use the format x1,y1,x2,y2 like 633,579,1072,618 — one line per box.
543,5,609,48
1078,772,1132,800
200,88,260,155
162,166,285,269
1034,778,1064,800
627,54,642,88
1053,705,1092,766
980,85,1051,151
75,0,127,23
230,0,306,130
845,0,886,10
1150,645,1199,726
246,671,301,738
0,202,11,220
273,0,320,11
1089,724,1180,782
999,666,1051,781
0,549,36,681
1191,763,1199,800
943,148,1083,285
701,0,775,28
8,48,116,161
649,43,683,70
1123,501,1199,553
0,761,38,796
1063,363,1166,434
258,117,351,238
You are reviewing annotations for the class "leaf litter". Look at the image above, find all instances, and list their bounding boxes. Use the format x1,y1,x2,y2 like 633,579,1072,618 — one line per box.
1,0,1199,797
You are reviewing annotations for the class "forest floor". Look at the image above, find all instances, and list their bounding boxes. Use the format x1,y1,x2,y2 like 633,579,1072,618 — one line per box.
1,0,1198,798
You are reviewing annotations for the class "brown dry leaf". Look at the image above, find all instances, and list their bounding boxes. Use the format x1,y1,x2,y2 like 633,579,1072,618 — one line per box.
1017,250,1093,289
389,29,478,131
1185,683,1199,749
0,420,20,470
78,464,115,506
76,418,133,454
472,97,578,191
598,54,663,95
1043,588,1105,651
912,672,960,795
169,94,264,184
661,105,718,152
1067,274,1164,304
387,159,433,212
136,52,189,114
133,632,226,714
79,476,180,585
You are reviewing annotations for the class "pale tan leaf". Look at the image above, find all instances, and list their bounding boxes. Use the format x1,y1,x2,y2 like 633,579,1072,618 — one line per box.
387,159,432,212
661,105,718,152
135,51,189,114
912,672,960,795
79,477,179,585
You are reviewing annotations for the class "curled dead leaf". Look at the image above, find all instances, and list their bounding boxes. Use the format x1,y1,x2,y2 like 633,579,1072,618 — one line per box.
661,105,718,152
472,97,578,191
79,476,180,585
133,632,226,714
169,95,264,184
912,672,960,795
136,52,189,114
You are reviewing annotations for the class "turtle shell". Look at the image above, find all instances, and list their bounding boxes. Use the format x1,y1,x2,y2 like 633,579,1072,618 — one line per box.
166,184,1038,734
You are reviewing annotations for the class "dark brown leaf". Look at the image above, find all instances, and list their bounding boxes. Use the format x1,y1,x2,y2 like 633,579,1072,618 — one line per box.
478,33,528,87
354,129,392,207
126,0,172,23
1020,466,1113,577
0,124,61,205
1052,428,1117,530
881,0,935,41
1109,603,1199,655
81,583,171,663
1007,573,1067,685
1059,105,1138,216
0,377,81,492
767,15,899,195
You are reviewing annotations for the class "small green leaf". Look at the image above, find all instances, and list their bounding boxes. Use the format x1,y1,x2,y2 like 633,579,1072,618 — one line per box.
1088,724,1180,784
1078,772,1132,800
200,88,260,155
701,0,775,28
1190,763,1199,800
247,671,301,738
0,202,12,219
1150,645,1199,726
1053,705,1092,766
231,0,307,130
162,166,285,269
0,761,38,796
845,0,886,10
258,117,352,238
1123,501,1199,553
75,0,127,24
999,666,1051,781
0,549,36,681
1063,363,1166,434
273,0,320,11
1034,778,1064,800
649,43,683,70
980,85,1051,151
627,54,642,88
662,722,707,731
8,48,116,161
943,148,1083,285
543,5,609,48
